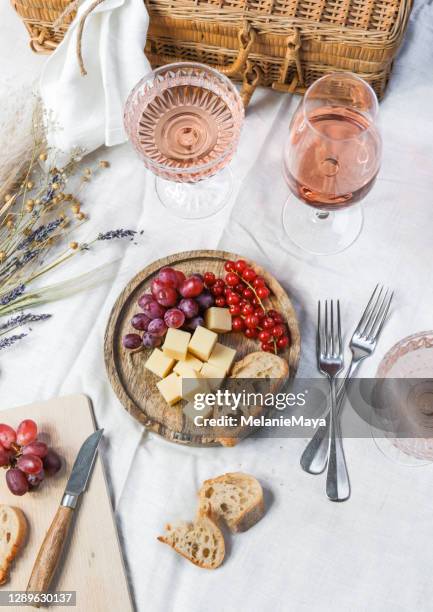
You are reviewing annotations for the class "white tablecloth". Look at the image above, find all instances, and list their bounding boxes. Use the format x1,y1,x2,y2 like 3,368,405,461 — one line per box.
1,3,433,611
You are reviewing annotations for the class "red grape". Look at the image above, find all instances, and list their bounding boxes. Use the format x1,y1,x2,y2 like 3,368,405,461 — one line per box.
243,267,257,281
183,316,204,332
232,317,245,332
0,446,11,467
178,298,199,319
142,333,162,349
194,291,214,311
175,270,186,287
158,267,178,287
131,313,151,331
27,469,45,489
164,308,185,329
224,261,235,272
147,318,167,337
43,450,62,476
204,272,216,287
123,334,142,349
142,299,166,320
6,468,29,496
17,454,43,475
0,424,16,449
235,260,247,272
137,293,153,310
23,441,48,458
215,297,226,307
151,277,166,297
155,287,178,307
179,276,204,298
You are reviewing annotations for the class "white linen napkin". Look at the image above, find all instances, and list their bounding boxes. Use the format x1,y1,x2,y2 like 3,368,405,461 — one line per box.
40,0,151,163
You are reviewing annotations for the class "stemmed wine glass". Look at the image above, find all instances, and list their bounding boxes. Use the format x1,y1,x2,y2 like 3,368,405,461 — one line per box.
282,73,382,255
124,62,244,219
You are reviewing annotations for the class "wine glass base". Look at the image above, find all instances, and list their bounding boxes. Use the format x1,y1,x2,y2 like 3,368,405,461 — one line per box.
371,428,433,468
155,167,233,220
282,195,364,255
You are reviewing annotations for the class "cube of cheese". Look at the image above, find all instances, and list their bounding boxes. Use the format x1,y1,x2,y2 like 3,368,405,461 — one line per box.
180,369,209,401
157,372,182,406
208,343,237,375
162,328,191,361
200,362,226,391
145,348,175,378
188,326,217,361
183,400,213,422
174,358,203,378
204,307,232,333
177,353,203,371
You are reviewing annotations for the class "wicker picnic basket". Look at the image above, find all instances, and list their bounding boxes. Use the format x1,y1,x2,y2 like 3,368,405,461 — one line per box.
12,0,412,105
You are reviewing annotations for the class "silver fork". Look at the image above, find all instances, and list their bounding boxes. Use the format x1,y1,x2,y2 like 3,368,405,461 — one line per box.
316,300,348,501
301,285,394,476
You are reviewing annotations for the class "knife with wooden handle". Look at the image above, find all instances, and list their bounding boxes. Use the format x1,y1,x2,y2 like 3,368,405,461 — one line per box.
27,429,103,594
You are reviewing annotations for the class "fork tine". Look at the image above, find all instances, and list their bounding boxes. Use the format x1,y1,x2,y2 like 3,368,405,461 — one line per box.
368,290,393,341
360,285,384,338
317,300,322,356
364,288,388,338
325,300,329,356
337,300,342,357
355,284,380,336
330,300,335,356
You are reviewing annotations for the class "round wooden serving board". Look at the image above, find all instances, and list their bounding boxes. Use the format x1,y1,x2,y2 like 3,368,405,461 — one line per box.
104,250,301,446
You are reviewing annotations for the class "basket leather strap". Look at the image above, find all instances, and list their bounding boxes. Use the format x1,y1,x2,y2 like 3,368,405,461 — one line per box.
218,21,256,78
272,29,304,93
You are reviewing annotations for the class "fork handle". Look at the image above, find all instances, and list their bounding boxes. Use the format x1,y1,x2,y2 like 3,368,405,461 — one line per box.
326,377,350,501
300,357,361,474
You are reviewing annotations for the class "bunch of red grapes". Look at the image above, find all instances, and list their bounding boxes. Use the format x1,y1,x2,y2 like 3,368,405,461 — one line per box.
123,267,215,350
203,259,290,354
0,420,62,496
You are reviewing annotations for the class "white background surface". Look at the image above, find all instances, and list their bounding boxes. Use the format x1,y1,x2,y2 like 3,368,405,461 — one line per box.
1,2,433,611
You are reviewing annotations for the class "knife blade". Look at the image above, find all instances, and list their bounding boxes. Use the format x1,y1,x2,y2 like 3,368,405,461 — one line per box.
27,429,104,595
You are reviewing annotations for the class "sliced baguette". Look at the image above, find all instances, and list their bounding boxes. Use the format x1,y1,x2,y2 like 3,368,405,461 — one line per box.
0,505,27,585
199,472,264,533
217,352,289,447
157,503,225,569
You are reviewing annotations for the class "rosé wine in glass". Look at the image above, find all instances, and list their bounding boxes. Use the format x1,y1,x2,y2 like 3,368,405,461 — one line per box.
124,63,244,219
282,73,382,254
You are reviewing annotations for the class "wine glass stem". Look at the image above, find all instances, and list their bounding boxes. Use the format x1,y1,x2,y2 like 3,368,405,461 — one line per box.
313,210,331,221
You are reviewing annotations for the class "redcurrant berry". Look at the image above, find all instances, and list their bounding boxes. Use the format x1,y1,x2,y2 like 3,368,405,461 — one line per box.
256,286,270,299
224,261,235,272
229,304,241,316
232,316,245,332
235,260,247,273
225,272,238,287
215,296,226,307
242,288,254,300
272,324,285,338
258,330,271,343
245,314,260,329
242,267,257,281
245,328,258,339
242,303,254,316
263,317,274,330
204,272,216,287
227,293,240,305
277,336,289,349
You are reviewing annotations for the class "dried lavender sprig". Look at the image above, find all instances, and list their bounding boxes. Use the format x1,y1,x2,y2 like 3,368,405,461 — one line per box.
0,312,51,332
97,229,136,241
17,219,63,250
0,333,27,351
0,284,25,305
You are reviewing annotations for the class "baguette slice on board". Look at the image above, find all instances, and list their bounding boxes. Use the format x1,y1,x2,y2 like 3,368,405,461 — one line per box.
0,506,27,585
0,394,132,612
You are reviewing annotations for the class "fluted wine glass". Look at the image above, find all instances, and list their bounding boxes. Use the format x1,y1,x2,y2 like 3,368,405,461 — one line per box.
124,62,244,219
282,73,382,254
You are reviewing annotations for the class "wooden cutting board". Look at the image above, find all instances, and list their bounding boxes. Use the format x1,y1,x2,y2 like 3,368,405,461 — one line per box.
104,249,301,446
0,394,132,612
